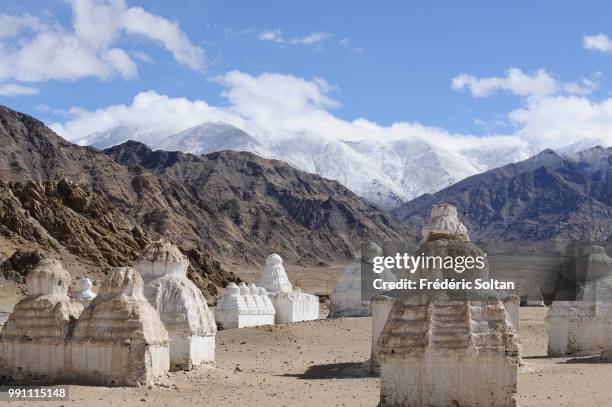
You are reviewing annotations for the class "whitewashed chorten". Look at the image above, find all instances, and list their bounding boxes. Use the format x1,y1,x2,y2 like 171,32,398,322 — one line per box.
135,240,216,370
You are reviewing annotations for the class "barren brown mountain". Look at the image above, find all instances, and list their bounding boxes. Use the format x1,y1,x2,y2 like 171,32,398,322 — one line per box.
0,105,414,299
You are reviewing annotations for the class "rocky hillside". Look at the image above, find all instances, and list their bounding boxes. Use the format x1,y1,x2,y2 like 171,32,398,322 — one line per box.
0,105,414,298
0,179,150,268
393,147,612,242
104,140,414,264
0,178,232,302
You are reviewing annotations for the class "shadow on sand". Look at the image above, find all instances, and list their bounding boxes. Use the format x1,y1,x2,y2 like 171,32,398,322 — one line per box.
279,361,377,380
522,354,612,364
522,355,558,360
562,355,611,364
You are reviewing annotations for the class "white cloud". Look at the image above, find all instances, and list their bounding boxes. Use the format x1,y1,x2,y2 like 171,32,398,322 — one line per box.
583,33,612,53
39,71,584,154
338,37,363,54
0,0,204,87
452,68,599,98
51,90,243,141
563,77,599,95
509,95,612,146
121,6,205,71
0,83,39,96
0,13,47,39
258,29,332,45
452,68,561,97
50,70,611,154
216,70,339,116
130,50,153,64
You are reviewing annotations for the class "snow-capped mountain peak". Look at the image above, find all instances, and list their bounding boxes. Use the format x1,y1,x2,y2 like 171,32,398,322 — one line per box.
158,122,269,156
78,122,603,210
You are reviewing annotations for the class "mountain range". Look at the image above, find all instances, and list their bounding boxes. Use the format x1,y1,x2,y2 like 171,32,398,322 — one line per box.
392,146,612,242
0,105,413,299
76,123,545,210
2,103,610,303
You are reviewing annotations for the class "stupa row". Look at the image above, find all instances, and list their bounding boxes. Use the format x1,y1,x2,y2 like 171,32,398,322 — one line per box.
216,254,319,328
0,241,320,386
215,282,276,328
327,203,611,406
0,241,217,385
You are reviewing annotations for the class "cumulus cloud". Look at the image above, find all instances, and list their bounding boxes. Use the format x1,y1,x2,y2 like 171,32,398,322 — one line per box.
0,83,39,96
509,95,612,146
258,29,332,45
0,0,204,88
51,90,241,141
452,68,599,98
451,68,561,97
50,70,611,152
120,5,205,71
583,33,612,53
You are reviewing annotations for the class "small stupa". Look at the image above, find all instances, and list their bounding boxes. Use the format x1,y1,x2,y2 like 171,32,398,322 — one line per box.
215,282,275,329
134,240,216,370
547,245,612,356
215,283,248,329
329,241,396,318
369,290,400,374
257,254,319,323
378,204,520,407
257,254,293,293
240,282,260,316
73,277,97,307
258,287,276,315
0,259,83,381
421,203,469,241
70,267,170,386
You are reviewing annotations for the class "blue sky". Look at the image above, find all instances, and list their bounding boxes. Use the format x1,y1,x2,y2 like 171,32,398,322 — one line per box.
2,0,612,148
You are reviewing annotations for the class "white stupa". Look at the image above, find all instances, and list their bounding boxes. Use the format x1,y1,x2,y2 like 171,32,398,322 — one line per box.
547,245,612,356
258,254,293,293
240,282,259,316
257,253,319,323
215,282,275,329
329,242,397,318
134,240,216,370
421,203,469,241
377,204,520,407
0,259,83,381
71,267,170,386
73,277,96,307
258,287,276,315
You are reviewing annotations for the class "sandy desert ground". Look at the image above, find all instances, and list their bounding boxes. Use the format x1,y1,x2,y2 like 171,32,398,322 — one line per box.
0,306,611,407
2,264,612,407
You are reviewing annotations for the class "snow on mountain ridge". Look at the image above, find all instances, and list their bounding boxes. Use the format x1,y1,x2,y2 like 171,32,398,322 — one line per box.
158,122,269,156
79,122,599,210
